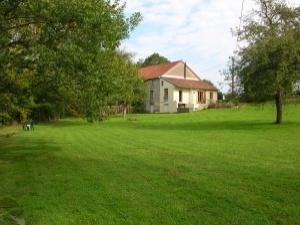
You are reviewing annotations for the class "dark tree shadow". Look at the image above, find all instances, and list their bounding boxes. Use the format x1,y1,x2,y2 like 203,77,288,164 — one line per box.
107,120,300,132
0,136,61,163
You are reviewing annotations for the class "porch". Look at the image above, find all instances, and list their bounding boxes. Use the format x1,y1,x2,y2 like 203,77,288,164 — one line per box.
177,103,192,113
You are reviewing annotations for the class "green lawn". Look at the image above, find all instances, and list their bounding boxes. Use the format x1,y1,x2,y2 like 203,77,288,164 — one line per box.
1,103,300,225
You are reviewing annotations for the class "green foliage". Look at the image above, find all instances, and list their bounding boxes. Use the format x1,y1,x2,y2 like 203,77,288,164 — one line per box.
79,51,146,121
0,112,11,126
0,0,142,124
224,92,240,103
138,53,170,67
202,79,217,88
221,56,240,99
109,52,146,115
217,91,224,101
235,0,300,123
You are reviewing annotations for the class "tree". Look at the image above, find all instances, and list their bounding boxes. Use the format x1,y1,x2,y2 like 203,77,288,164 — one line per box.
235,0,300,124
222,56,240,99
202,79,217,88
82,51,145,121
139,53,170,67
217,91,224,101
0,0,142,124
111,52,146,118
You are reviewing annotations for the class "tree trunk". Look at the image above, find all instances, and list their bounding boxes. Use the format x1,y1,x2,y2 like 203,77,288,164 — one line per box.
231,74,235,95
275,91,283,124
123,104,127,119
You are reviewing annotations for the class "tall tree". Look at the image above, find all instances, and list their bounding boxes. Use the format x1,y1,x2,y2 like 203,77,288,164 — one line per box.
222,56,239,97
111,52,146,118
139,53,170,67
0,0,142,124
80,51,145,122
236,0,300,124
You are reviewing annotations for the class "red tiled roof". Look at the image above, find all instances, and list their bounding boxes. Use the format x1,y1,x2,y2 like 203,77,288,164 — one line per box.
163,78,218,91
138,61,182,80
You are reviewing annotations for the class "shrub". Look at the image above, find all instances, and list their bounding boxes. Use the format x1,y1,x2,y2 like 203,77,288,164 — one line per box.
0,113,12,126
208,102,241,109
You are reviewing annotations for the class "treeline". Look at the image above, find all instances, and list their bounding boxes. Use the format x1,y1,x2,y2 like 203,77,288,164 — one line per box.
0,0,145,125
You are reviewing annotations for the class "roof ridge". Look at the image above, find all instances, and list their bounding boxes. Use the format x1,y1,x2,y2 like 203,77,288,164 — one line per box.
138,60,184,80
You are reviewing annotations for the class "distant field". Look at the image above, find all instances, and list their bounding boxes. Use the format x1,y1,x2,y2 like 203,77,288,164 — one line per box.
1,103,300,225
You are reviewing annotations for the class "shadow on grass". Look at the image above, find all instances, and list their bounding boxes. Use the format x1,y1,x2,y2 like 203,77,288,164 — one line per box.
0,137,61,163
126,120,300,132
37,118,300,133
39,119,89,128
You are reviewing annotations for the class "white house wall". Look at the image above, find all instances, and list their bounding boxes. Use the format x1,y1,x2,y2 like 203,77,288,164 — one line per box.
160,79,177,113
145,79,161,113
173,89,193,109
144,78,218,113
193,90,217,110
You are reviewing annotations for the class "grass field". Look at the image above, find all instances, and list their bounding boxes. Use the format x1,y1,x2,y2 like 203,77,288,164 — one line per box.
1,103,300,225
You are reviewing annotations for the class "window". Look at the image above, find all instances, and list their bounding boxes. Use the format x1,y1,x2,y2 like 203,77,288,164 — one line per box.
210,92,213,100
150,90,154,105
161,81,164,86
164,88,169,102
198,91,205,103
179,90,183,102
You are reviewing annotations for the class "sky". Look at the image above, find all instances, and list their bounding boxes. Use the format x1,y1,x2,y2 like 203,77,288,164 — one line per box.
122,0,300,91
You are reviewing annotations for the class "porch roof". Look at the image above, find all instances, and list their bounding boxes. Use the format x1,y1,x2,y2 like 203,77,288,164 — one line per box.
163,78,217,91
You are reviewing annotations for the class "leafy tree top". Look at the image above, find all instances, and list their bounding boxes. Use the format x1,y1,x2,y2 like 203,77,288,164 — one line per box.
234,0,300,123
0,0,143,123
139,53,170,67
237,0,300,100
202,79,217,89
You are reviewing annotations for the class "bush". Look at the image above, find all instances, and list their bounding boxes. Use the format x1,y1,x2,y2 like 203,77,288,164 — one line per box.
217,91,224,101
208,102,241,109
0,113,12,126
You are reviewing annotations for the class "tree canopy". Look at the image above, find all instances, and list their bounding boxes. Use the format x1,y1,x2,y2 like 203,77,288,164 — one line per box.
0,0,143,124
138,53,170,67
202,79,217,88
234,0,300,123
221,56,240,99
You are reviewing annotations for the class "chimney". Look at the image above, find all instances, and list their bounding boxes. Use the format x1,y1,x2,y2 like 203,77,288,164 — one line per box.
184,62,187,80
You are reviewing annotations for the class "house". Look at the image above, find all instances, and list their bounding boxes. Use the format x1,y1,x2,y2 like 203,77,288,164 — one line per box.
138,60,218,113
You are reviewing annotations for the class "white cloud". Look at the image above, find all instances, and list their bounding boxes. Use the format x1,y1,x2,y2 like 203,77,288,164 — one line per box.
122,0,300,91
